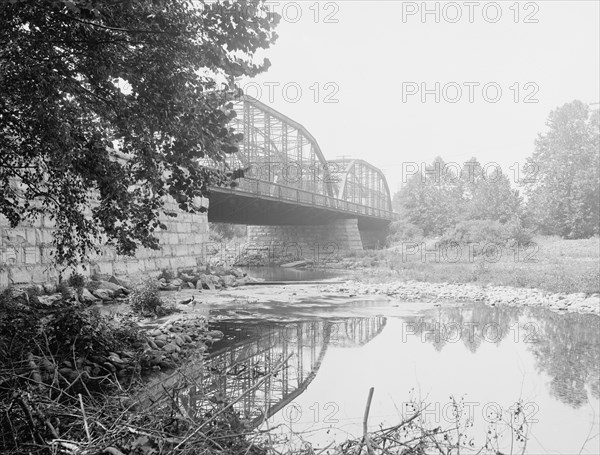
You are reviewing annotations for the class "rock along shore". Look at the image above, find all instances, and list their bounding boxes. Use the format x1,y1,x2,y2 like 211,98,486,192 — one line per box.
322,279,600,316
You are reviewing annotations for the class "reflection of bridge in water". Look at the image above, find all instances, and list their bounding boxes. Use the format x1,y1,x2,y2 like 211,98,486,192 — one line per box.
181,317,386,426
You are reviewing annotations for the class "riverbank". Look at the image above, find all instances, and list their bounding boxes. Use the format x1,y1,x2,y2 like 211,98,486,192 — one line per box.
322,279,600,316
338,235,600,295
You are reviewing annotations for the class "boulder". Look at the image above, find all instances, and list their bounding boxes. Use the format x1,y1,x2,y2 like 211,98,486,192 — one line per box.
235,277,248,286
109,275,132,290
232,268,245,278
27,284,45,295
170,278,183,287
91,280,126,296
206,330,224,339
163,342,181,353
42,283,57,294
199,274,216,290
154,338,167,348
173,335,185,347
35,294,63,306
221,275,237,287
80,288,100,303
92,289,113,301
180,273,196,283
160,283,178,291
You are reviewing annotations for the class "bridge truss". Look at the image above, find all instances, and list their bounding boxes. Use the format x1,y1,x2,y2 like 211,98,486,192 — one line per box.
210,96,394,222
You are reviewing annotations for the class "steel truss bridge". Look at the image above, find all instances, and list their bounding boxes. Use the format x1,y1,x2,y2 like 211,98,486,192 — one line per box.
208,96,396,229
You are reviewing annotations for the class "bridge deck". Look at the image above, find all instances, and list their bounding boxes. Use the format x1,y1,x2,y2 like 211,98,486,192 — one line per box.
208,178,396,228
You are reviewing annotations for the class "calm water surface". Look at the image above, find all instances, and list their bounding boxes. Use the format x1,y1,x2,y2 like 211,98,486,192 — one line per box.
203,295,600,454
239,266,346,281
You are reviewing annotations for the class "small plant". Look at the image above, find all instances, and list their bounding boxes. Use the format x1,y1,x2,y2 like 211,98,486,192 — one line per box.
128,280,177,316
68,272,86,289
157,268,175,281
55,279,73,299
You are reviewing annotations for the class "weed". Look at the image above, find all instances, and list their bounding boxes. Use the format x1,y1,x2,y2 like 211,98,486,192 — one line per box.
68,272,86,289
128,280,178,316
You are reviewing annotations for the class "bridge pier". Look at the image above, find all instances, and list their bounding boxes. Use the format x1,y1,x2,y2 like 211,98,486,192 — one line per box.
246,218,364,262
359,227,388,249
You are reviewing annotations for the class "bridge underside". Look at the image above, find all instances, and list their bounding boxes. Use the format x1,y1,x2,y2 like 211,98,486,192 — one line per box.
207,188,391,232
209,191,388,252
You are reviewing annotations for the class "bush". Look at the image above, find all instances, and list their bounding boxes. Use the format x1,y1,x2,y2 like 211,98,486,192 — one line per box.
0,290,140,364
68,272,86,289
503,218,535,246
47,304,140,356
438,219,534,256
128,280,176,316
157,268,175,281
386,220,424,245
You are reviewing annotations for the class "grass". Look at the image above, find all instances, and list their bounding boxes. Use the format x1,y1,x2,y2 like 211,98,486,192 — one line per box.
350,235,600,295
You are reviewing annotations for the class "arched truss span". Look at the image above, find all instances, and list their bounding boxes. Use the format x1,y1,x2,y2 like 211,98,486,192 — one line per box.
327,159,393,212
221,95,394,217
228,95,336,198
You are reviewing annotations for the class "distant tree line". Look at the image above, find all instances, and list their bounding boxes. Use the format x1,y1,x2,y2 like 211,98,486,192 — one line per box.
390,100,599,241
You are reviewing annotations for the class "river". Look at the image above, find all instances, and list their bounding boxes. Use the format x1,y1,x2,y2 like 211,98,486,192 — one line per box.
158,267,600,454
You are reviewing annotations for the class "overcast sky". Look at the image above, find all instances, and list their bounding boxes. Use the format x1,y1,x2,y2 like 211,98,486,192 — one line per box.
239,0,600,193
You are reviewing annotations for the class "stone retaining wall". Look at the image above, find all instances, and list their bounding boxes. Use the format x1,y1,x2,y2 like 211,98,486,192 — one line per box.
0,198,209,287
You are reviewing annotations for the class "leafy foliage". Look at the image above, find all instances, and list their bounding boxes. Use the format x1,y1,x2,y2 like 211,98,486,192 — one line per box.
0,0,279,265
386,219,424,244
522,101,599,238
0,289,140,363
393,156,523,237
438,219,533,252
128,280,172,316
68,272,86,289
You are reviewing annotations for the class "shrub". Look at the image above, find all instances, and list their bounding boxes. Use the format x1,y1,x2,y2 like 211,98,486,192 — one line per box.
438,219,534,257
503,218,535,246
157,268,175,281
0,291,140,363
47,304,140,356
68,272,86,289
386,220,424,245
128,280,177,316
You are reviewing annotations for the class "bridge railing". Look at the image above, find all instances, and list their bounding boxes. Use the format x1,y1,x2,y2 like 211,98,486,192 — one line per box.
222,178,397,220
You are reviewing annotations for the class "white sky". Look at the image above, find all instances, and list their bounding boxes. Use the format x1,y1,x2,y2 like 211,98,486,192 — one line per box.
239,0,600,193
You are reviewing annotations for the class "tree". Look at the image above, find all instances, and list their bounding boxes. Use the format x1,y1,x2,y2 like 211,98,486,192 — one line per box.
0,0,279,265
522,101,600,238
393,157,523,237
461,157,522,223
394,157,464,236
